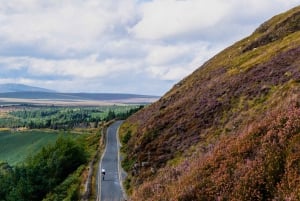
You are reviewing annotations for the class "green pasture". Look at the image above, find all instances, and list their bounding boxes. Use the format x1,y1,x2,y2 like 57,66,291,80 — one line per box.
0,131,73,166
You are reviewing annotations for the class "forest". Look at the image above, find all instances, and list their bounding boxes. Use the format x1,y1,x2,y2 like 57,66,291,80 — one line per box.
0,105,143,129
0,137,87,201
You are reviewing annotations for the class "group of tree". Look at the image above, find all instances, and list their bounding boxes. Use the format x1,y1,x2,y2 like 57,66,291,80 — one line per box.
0,137,87,201
1,105,144,130
104,105,144,121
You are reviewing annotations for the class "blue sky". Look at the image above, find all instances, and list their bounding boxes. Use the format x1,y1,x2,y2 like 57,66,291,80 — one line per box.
0,0,299,95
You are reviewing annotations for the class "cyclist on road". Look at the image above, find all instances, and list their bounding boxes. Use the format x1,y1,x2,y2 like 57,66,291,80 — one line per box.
102,168,106,180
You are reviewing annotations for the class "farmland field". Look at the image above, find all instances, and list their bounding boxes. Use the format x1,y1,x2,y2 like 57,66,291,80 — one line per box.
0,130,75,165
0,105,143,165
0,103,144,200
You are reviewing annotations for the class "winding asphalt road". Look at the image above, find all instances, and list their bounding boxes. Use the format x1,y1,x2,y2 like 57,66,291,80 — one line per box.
97,121,125,201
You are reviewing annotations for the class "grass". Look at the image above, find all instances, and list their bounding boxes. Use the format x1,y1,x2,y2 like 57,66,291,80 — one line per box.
130,102,300,201
229,31,300,75
120,5,300,200
0,130,77,166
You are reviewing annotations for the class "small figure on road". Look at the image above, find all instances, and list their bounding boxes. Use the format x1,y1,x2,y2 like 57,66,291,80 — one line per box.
102,168,106,180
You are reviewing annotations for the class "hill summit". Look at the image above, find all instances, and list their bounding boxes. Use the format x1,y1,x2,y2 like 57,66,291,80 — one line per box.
120,6,300,200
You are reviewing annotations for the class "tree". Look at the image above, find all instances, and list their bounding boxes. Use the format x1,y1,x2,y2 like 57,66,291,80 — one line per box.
106,110,116,121
1,137,87,201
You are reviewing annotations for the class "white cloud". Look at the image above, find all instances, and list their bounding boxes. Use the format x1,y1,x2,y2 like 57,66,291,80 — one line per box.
144,41,224,80
0,0,137,56
0,55,141,79
147,65,191,80
131,0,230,40
0,0,299,95
130,0,300,41
146,44,190,65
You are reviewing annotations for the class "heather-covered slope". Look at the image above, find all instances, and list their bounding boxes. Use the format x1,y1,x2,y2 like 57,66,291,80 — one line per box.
120,6,300,200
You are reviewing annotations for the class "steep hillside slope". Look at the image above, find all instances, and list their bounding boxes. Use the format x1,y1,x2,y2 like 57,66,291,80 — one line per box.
120,6,300,200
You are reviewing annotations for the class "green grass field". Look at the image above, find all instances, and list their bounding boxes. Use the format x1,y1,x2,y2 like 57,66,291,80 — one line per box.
0,131,73,166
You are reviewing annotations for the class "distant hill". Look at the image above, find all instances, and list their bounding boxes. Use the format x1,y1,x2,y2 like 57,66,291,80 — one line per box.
0,84,159,105
0,83,55,93
120,6,300,200
0,91,159,105
0,92,157,100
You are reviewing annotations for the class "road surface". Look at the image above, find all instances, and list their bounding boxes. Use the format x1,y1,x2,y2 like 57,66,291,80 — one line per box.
97,121,125,201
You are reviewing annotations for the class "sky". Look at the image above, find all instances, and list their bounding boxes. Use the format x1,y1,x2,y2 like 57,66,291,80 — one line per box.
0,0,299,95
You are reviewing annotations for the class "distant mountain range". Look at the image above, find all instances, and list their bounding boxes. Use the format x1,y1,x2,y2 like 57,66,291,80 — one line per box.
0,91,159,101
0,84,159,105
0,83,55,93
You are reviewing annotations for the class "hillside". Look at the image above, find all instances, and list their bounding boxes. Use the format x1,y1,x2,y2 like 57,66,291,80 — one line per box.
120,6,300,200
0,83,55,93
0,92,159,105
0,92,158,100
0,84,159,105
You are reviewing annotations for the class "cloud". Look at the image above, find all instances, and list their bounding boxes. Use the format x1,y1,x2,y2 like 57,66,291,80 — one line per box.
0,0,137,57
131,0,230,40
146,65,190,80
0,55,142,79
146,44,191,66
144,40,225,80
130,0,300,42
0,0,299,95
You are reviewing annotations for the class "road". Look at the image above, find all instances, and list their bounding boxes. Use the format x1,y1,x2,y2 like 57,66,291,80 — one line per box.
97,121,125,201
